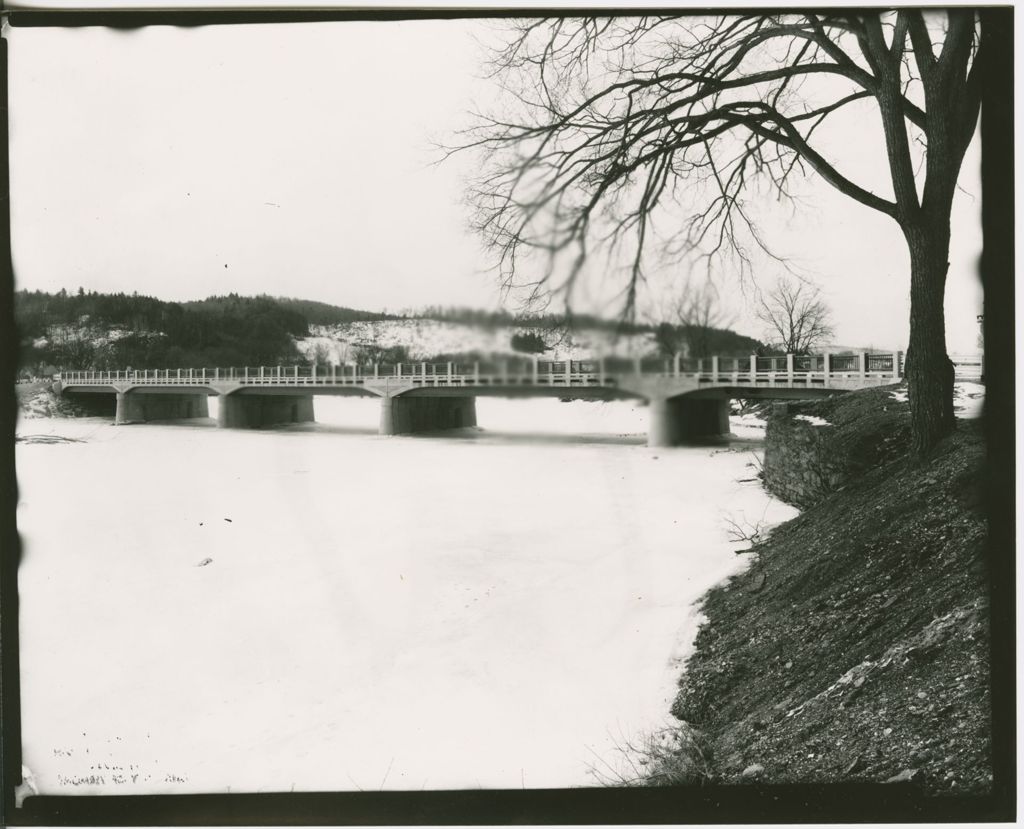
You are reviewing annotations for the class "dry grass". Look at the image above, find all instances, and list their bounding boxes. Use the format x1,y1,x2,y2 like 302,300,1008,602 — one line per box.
586,722,713,787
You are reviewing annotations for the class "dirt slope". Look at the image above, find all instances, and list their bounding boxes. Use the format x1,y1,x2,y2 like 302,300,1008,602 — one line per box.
670,389,991,795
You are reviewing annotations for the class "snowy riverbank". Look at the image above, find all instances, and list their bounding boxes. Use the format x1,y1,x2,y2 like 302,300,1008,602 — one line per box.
16,397,795,794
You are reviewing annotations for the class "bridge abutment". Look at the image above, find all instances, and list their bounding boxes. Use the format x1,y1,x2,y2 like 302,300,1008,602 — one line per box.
115,392,209,424
648,397,730,447
217,394,315,428
379,395,477,436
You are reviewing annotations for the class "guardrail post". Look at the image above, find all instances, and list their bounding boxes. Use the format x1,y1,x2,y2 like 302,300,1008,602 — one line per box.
245,366,249,381
787,353,794,383
215,367,219,381
295,365,299,381
474,362,480,384
421,362,427,380
711,356,719,382
892,350,901,380
675,353,682,377
351,363,357,382
396,362,402,377
564,358,572,386
749,355,757,383
374,363,379,379
859,352,867,378
260,366,264,380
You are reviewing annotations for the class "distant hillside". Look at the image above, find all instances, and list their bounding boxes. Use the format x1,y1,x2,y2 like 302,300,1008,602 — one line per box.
16,290,318,375
15,289,764,376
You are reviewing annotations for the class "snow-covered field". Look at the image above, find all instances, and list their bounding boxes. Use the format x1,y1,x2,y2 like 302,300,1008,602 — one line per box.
297,320,660,363
16,398,795,794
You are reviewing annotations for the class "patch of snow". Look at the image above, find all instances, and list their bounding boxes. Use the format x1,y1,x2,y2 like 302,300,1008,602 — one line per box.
888,383,984,420
794,414,831,427
953,381,985,420
16,397,796,794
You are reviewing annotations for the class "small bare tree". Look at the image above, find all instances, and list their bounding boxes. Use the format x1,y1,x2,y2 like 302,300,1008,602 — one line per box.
678,280,732,359
756,277,834,354
654,278,732,359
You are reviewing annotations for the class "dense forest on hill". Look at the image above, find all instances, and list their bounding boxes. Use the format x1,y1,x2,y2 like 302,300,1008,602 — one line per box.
15,289,763,376
16,290,315,372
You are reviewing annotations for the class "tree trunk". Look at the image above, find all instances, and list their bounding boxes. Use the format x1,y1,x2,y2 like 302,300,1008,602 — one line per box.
904,224,957,456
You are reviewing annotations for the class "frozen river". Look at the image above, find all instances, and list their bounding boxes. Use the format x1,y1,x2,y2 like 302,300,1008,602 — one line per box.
16,396,797,794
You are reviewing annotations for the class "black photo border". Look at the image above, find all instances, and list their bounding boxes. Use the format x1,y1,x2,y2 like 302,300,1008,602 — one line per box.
0,5,1014,824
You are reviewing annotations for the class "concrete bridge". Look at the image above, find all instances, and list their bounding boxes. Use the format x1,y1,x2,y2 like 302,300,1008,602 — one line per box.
55,352,906,446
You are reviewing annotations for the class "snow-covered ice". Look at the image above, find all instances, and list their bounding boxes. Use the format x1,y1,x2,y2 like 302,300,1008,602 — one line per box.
16,398,796,794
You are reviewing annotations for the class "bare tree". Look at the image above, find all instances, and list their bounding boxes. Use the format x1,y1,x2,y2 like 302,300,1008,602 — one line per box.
756,277,834,354
679,280,732,359
452,11,986,454
654,278,731,359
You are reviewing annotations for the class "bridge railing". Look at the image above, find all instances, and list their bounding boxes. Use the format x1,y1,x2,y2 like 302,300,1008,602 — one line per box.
56,350,930,388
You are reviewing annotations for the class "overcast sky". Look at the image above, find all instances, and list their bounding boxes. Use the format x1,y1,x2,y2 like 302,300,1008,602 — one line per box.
7,18,984,351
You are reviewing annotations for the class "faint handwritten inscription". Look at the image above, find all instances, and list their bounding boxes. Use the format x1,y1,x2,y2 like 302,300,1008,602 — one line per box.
48,742,190,790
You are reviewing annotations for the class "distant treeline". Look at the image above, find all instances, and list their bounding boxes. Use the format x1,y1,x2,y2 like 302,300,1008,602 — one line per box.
16,290,763,376
16,290,331,373
415,305,652,334
268,297,403,326
419,305,764,357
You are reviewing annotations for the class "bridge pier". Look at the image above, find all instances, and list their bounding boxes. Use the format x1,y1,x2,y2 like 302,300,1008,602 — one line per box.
115,391,210,425
379,395,477,436
217,393,315,428
648,397,730,447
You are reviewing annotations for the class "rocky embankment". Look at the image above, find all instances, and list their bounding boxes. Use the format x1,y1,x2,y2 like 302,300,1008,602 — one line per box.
667,384,991,795
15,381,86,420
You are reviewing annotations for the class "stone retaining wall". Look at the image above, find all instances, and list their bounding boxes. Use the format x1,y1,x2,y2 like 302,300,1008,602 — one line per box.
762,403,849,509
